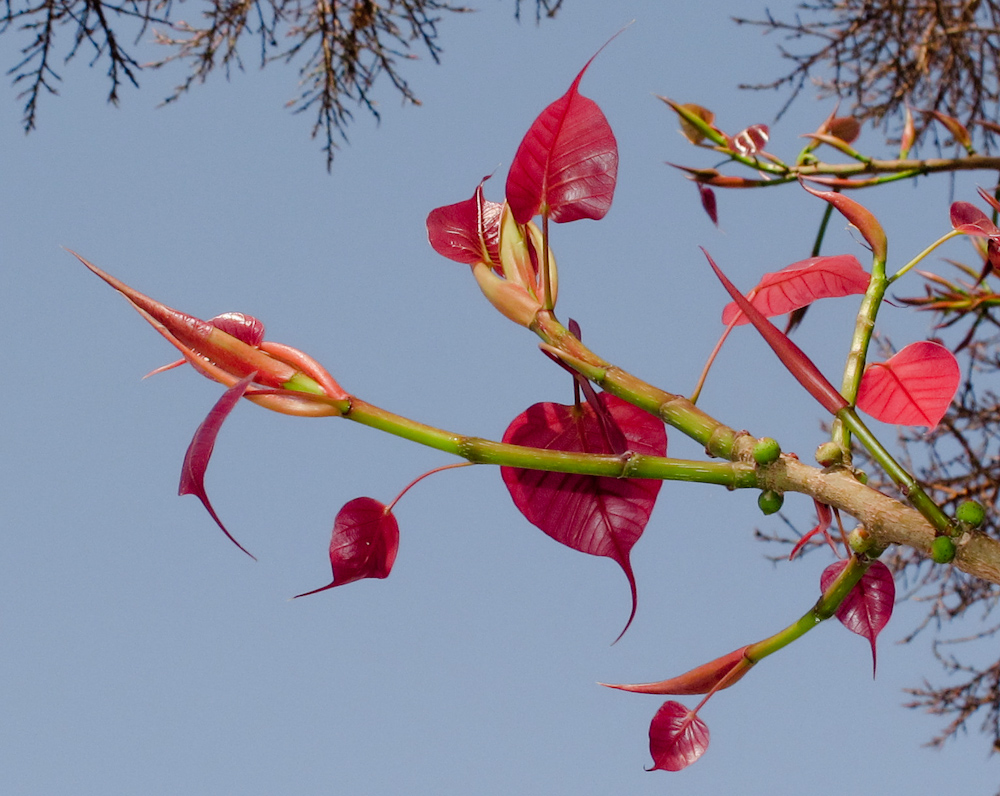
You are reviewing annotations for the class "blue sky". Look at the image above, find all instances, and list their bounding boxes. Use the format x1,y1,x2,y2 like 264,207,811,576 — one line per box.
3,1,998,794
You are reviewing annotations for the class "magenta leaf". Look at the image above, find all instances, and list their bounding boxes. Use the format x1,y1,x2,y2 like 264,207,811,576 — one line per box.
648,701,710,772
950,201,1000,237
856,341,960,428
721,255,870,326
704,249,849,416
505,53,618,224
820,560,895,674
697,183,719,226
602,645,752,696
729,124,769,156
788,500,836,560
209,312,266,346
294,497,400,598
501,393,667,639
426,180,503,266
178,372,257,559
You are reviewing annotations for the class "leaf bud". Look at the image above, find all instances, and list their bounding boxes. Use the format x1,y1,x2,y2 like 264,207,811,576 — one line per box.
752,437,781,466
930,535,956,564
758,489,784,515
815,441,845,467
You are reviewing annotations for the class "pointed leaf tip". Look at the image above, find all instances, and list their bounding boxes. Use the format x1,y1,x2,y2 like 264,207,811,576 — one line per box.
294,497,399,598
179,373,257,559
821,560,895,675
501,393,666,640
505,45,619,224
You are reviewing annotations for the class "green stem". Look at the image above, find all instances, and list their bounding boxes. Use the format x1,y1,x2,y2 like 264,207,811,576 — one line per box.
888,229,963,283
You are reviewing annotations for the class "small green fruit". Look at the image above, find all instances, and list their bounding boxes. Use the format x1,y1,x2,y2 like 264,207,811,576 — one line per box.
758,489,784,515
956,500,986,527
753,438,781,466
931,535,956,564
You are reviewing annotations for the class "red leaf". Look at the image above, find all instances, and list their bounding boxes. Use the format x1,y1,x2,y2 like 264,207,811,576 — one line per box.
820,560,895,674
426,180,503,266
721,255,870,326
856,341,960,428
800,183,887,262
729,124,769,156
697,183,718,226
950,201,1000,237
827,116,861,144
788,500,836,560
178,372,257,559
601,645,752,696
294,497,400,597
209,312,266,346
704,249,849,416
500,394,666,639
648,701,710,772
505,52,618,224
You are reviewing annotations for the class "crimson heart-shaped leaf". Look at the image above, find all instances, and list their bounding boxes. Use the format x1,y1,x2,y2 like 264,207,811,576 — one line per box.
294,497,400,598
648,701,710,772
856,341,961,428
501,393,666,639
721,255,870,326
820,560,895,674
178,372,257,559
426,179,503,266
729,123,769,156
505,51,618,224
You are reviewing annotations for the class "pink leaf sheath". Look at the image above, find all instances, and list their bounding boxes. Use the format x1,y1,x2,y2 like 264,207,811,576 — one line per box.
501,393,666,640
721,255,870,326
648,701,710,772
294,497,400,598
820,560,895,675
856,341,961,428
505,52,618,224
178,372,258,559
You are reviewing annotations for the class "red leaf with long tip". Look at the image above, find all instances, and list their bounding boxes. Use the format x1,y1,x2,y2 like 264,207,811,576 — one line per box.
820,560,895,674
505,50,618,224
729,124,769,156
950,201,1000,237
788,500,837,560
721,255,870,326
648,701,710,772
426,180,503,266
856,341,960,428
704,249,848,415
294,497,399,597
501,394,666,639
179,372,257,559
601,646,752,696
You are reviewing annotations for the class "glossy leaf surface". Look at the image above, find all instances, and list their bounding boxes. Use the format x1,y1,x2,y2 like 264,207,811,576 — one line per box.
820,560,895,674
950,201,1000,237
501,393,666,638
426,181,503,266
801,183,887,261
294,497,400,597
602,645,751,695
721,255,870,326
178,372,257,559
505,54,618,224
856,341,960,428
730,124,769,156
648,701,710,772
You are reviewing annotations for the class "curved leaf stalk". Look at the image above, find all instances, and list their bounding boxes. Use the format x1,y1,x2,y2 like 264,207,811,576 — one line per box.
888,230,963,283
746,553,873,660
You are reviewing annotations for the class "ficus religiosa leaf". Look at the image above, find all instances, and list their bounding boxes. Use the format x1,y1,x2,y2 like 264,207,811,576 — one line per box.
648,701,710,772
856,341,961,428
949,201,1000,238
294,497,400,598
601,645,753,696
178,372,258,560
697,183,719,226
800,183,887,262
720,255,870,326
426,180,503,267
505,50,618,224
729,124,769,157
820,560,895,674
501,393,667,639
703,249,849,416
